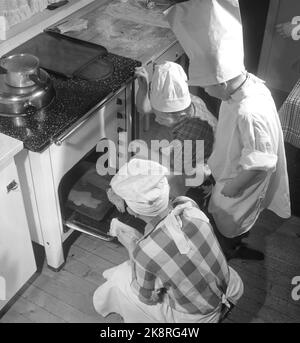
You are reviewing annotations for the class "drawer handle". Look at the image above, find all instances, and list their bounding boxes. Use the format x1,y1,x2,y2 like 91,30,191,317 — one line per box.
7,180,18,193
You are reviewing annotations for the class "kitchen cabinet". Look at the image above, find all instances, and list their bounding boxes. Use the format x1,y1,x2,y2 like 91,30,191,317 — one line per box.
0,136,37,313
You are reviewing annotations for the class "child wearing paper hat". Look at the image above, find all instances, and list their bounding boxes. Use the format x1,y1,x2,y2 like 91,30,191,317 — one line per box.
135,61,217,191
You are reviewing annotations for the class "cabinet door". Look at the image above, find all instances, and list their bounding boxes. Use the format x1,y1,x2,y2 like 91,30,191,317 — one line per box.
0,160,36,311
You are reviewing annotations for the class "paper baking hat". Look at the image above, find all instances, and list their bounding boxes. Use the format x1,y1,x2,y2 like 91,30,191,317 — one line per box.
110,158,170,216
164,0,245,86
150,61,191,112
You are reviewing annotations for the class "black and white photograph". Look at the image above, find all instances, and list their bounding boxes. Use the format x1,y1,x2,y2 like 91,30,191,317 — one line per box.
0,0,299,328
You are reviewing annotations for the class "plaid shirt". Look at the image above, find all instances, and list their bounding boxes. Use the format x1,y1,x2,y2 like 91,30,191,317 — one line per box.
279,79,300,149
131,198,229,315
171,95,217,171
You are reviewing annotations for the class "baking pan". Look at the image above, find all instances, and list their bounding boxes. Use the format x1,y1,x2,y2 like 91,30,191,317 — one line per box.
5,31,108,78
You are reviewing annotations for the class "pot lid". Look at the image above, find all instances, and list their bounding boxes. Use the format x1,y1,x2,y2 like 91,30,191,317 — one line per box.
1,53,39,73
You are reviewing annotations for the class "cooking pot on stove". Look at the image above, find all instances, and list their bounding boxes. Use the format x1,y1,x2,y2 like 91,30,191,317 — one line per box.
0,67,55,116
0,53,45,88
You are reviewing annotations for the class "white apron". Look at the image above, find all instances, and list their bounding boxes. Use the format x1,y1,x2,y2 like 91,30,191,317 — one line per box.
93,261,243,323
207,75,290,238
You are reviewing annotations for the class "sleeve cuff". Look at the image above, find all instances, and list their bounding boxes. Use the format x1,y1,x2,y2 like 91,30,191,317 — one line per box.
240,150,278,171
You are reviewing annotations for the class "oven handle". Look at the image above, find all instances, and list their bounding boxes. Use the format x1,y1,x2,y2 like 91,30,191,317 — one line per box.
52,79,135,146
53,113,96,146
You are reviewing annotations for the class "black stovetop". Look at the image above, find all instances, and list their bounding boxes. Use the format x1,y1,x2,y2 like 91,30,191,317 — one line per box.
0,53,141,152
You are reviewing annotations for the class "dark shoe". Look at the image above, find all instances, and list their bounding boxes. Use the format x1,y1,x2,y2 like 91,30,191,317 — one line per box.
230,243,265,261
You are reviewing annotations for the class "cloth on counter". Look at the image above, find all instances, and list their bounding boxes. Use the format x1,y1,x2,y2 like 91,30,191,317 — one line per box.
279,79,300,149
56,18,88,34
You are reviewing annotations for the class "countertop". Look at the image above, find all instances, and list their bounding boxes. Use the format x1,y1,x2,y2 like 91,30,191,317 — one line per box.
56,0,177,64
0,133,23,169
0,0,178,152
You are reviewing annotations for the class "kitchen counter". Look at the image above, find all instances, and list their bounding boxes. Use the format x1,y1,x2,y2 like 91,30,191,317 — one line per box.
0,133,23,169
56,0,177,64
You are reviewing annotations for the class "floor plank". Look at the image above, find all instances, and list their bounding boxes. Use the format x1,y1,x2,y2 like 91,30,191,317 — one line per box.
5,297,66,323
1,212,300,323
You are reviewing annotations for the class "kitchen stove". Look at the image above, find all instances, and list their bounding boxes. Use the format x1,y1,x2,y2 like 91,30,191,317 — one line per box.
0,52,141,152
0,32,142,270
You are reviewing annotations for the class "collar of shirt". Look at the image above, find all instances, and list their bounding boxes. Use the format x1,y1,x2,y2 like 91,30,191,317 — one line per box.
140,204,173,241
229,73,265,103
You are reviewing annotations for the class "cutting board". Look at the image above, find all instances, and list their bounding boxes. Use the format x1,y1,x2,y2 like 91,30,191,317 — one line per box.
52,0,177,63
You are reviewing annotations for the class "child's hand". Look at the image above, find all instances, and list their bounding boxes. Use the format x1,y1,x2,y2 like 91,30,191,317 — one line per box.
135,67,149,90
115,227,138,254
221,181,244,198
107,188,126,212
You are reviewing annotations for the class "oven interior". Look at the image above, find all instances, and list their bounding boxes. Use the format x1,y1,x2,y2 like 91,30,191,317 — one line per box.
58,144,145,241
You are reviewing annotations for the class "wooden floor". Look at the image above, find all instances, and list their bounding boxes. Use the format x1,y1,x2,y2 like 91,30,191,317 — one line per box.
1,210,300,323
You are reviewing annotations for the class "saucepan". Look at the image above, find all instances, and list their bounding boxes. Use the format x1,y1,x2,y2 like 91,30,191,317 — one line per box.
0,53,46,88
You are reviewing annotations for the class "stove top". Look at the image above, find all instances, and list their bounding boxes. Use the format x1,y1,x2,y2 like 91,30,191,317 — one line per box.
0,53,141,152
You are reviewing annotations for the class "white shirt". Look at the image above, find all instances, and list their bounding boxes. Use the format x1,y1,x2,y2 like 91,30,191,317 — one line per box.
208,74,291,238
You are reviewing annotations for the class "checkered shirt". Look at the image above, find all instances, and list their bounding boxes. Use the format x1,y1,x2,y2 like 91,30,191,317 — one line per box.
279,79,300,149
131,198,229,315
171,95,216,169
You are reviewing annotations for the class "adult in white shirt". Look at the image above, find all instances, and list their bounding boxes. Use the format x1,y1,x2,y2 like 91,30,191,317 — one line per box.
164,0,291,259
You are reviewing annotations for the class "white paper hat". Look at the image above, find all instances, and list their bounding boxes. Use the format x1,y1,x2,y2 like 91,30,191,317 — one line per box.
164,0,245,86
110,158,170,217
150,61,191,113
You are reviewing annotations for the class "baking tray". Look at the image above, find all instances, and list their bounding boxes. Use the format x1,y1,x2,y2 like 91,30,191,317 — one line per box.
4,31,108,78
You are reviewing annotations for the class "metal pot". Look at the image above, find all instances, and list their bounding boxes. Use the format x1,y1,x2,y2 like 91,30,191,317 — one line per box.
0,68,55,116
0,53,45,88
